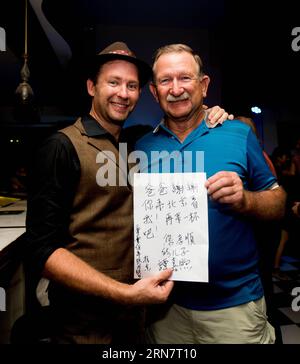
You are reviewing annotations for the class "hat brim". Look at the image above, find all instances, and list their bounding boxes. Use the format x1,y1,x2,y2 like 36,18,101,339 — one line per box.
90,53,152,87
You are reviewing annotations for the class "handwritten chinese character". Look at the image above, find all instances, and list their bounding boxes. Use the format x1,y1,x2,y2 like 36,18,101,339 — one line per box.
172,183,184,194
143,214,153,224
143,228,154,239
174,212,181,224
142,256,151,271
185,232,195,245
161,247,171,258
178,257,191,270
142,199,153,211
179,196,187,207
177,234,184,245
167,199,176,209
135,225,141,247
155,198,164,211
185,211,200,223
164,234,174,246
166,213,173,225
186,183,198,193
145,183,155,197
191,196,199,209
158,182,168,195
158,258,169,271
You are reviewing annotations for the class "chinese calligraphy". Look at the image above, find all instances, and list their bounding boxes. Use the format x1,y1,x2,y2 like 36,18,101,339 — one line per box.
134,173,209,282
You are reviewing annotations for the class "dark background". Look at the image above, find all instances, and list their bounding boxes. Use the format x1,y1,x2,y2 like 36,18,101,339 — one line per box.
0,0,300,191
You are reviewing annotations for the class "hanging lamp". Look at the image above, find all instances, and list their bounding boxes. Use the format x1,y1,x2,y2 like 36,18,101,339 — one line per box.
15,0,34,105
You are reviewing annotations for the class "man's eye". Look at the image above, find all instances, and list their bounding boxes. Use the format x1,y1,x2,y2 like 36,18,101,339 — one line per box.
128,83,138,91
159,78,170,86
108,80,118,86
180,76,192,82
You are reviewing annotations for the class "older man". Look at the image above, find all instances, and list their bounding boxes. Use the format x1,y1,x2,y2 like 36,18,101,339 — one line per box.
135,44,286,344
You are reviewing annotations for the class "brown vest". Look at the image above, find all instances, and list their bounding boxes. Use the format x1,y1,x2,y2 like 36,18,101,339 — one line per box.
60,118,134,283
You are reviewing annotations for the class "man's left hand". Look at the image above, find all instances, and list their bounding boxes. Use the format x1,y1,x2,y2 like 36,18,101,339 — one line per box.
204,105,234,128
205,171,245,210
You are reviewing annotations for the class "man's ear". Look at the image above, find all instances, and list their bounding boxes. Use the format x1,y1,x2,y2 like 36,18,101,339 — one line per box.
87,79,95,97
201,75,210,98
149,82,159,103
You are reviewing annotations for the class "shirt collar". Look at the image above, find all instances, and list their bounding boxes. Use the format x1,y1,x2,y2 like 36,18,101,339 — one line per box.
153,112,224,135
153,119,165,134
81,114,109,137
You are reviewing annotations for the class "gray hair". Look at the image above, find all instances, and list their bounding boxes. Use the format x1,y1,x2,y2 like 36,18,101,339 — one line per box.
152,44,204,80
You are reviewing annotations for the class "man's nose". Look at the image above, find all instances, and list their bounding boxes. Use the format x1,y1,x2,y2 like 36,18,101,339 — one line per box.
117,84,129,98
170,79,184,96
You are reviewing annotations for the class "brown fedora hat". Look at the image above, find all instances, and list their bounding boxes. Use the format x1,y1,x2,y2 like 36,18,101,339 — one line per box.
89,41,152,87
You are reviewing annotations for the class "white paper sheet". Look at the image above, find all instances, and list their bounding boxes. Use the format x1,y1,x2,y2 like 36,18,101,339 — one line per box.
133,173,209,282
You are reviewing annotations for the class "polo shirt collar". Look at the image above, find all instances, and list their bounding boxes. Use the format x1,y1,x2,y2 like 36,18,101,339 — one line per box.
153,119,165,134
153,112,224,136
152,114,213,138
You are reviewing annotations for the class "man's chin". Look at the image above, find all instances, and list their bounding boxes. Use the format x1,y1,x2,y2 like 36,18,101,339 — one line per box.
167,111,190,121
110,114,129,126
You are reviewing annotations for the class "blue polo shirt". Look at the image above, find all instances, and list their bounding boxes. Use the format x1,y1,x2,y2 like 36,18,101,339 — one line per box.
135,119,277,310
